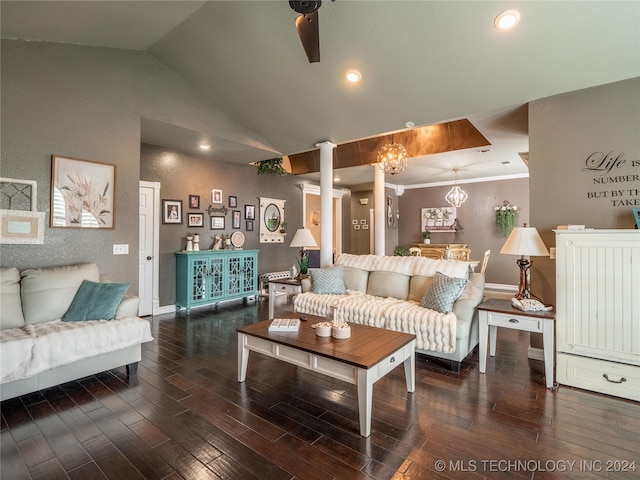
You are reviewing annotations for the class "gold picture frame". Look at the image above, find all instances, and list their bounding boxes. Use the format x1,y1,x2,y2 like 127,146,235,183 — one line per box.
50,155,115,228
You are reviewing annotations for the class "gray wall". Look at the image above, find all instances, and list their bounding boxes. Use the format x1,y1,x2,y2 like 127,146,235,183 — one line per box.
398,178,530,285
0,39,269,292
140,144,349,306
530,77,640,304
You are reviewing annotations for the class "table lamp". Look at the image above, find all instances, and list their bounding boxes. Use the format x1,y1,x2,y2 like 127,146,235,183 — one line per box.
499,224,549,300
289,228,318,276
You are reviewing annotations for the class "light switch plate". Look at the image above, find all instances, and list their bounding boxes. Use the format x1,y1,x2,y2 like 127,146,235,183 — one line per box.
113,244,129,255
549,247,556,260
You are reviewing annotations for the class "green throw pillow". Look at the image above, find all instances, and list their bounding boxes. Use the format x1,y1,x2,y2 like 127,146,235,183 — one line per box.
419,272,467,314
62,280,129,322
309,265,346,295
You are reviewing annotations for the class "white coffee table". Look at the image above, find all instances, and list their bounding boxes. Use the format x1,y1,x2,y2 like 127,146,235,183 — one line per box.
237,315,416,437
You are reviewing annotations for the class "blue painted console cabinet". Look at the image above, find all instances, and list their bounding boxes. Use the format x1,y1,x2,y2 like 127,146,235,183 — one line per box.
175,250,259,313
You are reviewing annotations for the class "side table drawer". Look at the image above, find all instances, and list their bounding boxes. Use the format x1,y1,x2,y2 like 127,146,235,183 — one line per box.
487,311,542,333
272,283,300,295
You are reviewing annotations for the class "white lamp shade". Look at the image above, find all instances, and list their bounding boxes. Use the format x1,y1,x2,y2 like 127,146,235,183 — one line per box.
289,228,318,248
500,227,550,256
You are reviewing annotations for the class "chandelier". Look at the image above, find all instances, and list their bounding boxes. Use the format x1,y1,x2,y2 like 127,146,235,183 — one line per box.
445,168,468,207
377,139,408,175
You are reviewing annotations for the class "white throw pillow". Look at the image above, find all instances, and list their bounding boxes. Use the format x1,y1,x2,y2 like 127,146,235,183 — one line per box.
0,267,25,330
21,263,100,324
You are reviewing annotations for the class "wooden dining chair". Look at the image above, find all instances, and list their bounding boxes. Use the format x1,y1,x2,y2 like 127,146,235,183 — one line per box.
422,249,445,260
448,247,471,261
480,249,491,273
408,247,422,256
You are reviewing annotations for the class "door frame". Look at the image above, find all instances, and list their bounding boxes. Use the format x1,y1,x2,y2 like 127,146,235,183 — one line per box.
139,181,161,315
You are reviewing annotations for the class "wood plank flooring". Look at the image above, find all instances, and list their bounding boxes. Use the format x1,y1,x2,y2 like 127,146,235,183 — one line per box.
2,298,639,479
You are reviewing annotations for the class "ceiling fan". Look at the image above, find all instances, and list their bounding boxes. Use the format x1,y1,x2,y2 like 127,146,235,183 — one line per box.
289,0,334,63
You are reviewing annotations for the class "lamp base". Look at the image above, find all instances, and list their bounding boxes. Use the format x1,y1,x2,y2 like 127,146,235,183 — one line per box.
514,257,543,302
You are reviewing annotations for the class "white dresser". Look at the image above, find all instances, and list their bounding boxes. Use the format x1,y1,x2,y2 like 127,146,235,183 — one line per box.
555,229,640,401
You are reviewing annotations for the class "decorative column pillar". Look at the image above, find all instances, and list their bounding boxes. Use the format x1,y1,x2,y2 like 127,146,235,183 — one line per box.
373,164,385,255
316,141,337,267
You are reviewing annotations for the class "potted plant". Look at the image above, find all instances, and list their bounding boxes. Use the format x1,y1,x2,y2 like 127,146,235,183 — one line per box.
495,201,518,237
256,157,288,176
422,231,431,244
279,221,287,234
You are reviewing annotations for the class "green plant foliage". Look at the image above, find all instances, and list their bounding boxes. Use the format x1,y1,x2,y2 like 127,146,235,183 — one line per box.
422,231,431,239
256,157,288,176
495,203,518,236
394,246,411,256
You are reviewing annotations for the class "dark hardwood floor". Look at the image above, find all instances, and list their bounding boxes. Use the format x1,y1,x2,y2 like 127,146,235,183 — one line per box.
2,298,639,480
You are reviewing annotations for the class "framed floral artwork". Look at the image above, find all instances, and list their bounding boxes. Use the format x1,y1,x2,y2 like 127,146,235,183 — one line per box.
50,155,115,228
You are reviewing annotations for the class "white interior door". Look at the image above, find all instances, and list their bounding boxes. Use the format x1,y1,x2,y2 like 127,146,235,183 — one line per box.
139,181,159,316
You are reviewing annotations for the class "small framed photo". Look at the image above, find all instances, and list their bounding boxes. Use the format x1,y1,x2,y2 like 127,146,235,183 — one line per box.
162,199,182,224
189,195,200,209
1,210,45,244
246,220,254,231
245,204,255,220
188,213,204,227
362,224,369,230
232,210,241,229
210,216,225,229
229,196,237,208
354,224,360,230
212,189,223,204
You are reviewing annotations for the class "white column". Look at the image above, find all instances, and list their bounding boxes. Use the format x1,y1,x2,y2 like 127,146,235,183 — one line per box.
369,208,375,254
373,164,385,255
316,141,337,267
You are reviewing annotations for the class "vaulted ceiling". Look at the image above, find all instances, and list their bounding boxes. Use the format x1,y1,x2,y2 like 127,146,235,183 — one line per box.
2,1,638,187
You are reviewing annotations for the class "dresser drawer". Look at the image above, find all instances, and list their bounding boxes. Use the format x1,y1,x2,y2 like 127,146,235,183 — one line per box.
487,311,543,333
557,353,640,401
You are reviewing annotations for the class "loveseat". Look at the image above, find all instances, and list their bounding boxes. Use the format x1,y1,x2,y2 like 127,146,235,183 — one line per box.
294,254,485,370
0,263,153,401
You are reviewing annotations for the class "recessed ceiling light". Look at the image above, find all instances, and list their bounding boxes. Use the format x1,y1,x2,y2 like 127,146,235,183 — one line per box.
405,121,415,128
345,69,362,83
477,148,492,153
199,143,211,150
501,160,512,166
494,10,520,30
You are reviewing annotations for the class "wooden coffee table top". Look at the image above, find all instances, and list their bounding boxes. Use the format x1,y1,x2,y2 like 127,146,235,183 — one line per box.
237,314,416,370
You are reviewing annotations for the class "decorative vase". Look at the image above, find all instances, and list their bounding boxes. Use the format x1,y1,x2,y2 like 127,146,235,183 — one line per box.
423,238,430,244
185,236,193,251
193,234,200,251
290,264,298,279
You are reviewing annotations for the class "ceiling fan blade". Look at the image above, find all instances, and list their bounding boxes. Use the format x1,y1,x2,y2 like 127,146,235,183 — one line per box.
295,11,320,63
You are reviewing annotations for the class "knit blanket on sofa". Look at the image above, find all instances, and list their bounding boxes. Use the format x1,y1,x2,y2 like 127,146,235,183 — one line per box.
295,291,457,353
0,317,153,383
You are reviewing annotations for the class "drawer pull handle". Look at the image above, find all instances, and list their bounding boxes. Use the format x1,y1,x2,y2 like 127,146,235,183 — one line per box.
509,318,519,323
603,374,626,384
390,357,395,363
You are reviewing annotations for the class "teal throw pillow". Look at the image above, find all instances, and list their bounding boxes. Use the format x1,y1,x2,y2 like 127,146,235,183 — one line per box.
62,280,129,322
310,265,346,295
419,272,467,314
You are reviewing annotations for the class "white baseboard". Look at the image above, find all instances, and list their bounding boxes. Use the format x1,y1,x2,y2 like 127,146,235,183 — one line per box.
527,346,544,361
154,304,177,315
485,283,518,292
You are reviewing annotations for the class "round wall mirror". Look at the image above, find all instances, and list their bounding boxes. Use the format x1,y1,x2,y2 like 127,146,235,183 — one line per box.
264,203,281,232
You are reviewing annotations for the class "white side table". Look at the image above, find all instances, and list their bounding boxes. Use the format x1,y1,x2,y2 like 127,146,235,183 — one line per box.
268,278,302,319
478,298,556,389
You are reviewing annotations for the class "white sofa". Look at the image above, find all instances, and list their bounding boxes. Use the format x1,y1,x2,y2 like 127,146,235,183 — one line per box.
0,263,153,401
294,254,485,371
